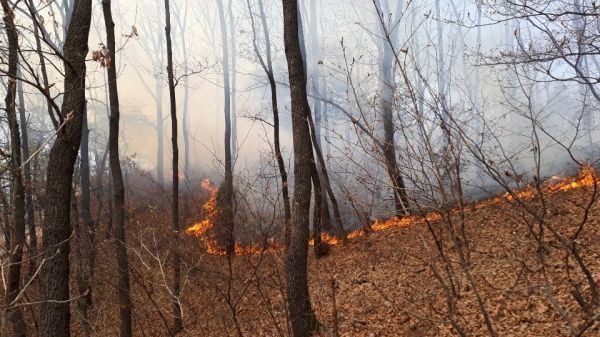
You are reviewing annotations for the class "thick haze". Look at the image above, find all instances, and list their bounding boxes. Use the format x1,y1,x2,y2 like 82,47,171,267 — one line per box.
2,0,598,219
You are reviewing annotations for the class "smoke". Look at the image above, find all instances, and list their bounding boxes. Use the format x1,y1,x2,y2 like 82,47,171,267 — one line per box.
5,0,597,222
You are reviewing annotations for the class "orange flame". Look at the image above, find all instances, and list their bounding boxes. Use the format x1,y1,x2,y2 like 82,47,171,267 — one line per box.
187,166,598,255
185,179,283,256
185,179,224,255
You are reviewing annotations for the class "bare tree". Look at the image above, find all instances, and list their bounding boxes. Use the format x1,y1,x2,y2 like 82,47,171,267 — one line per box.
16,73,37,272
245,0,292,237
40,0,92,336
216,0,235,255
163,0,182,332
374,0,411,216
228,0,238,164
281,0,319,335
75,103,94,337
101,1,133,336
1,0,27,334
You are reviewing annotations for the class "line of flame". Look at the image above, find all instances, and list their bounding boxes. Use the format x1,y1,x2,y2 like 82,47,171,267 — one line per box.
186,166,598,255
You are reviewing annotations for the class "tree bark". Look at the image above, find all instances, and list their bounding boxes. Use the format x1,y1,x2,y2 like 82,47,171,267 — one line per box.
40,1,92,336
102,1,133,336
216,0,235,255
164,0,183,332
76,104,95,337
16,71,38,273
281,0,319,335
1,1,27,335
307,113,346,241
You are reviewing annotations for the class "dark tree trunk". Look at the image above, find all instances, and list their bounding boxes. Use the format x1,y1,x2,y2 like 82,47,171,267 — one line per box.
281,0,319,335
1,1,27,334
381,65,410,216
40,1,92,336
164,0,182,332
76,104,95,337
307,0,334,235
306,113,346,241
382,102,410,216
156,81,165,186
102,1,133,336
310,162,325,257
16,72,38,273
246,0,292,245
94,146,108,226
216,0,235,255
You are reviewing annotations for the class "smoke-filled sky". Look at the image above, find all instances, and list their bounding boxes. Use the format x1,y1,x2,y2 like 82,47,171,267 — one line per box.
2,0,597,217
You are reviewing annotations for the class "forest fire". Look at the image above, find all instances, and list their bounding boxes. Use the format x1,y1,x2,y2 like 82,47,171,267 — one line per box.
184,179,223,255
185,179,283,255
187,166,598,256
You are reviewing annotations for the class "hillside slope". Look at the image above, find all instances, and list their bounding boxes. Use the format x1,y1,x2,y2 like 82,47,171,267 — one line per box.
87,180,600,337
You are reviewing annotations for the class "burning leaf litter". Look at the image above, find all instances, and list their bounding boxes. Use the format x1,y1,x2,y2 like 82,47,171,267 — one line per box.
186,166,598,256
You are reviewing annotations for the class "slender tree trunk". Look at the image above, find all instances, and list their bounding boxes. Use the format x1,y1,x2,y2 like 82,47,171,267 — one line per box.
247,0,292,247
164,0,183,332
102,1,133,336
281,0,319,335
76,104,95,337
40,1,92,336
375,0,410,216
228,0,238,165
308,0,334,234
27,0,60,129
156,79,165,186
94,146,109,225
216,0,235,255
311,166,324,256
306,113,346,241
1,1,27,334
16,72,38,273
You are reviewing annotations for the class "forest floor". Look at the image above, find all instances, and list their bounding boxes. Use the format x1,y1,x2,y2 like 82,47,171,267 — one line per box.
82,181,600,337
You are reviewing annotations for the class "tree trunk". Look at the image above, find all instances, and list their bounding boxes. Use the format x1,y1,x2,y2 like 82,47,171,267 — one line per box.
281,0,319,335
102,1,133,336
310,161,329,257
375,0,410,216
16,71,38,273
164,0,183,332
217,0,235,255
228,0,238,165
156,78,165,186
246,0,292,243
40,1,92,336
27,0,60,129
1,1,27,334
307,113,346,241
308,0,334,234
76,104,95,337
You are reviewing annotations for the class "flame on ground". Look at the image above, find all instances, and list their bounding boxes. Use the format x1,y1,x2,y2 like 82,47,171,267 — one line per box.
185,179,283,256
186,166,598,256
